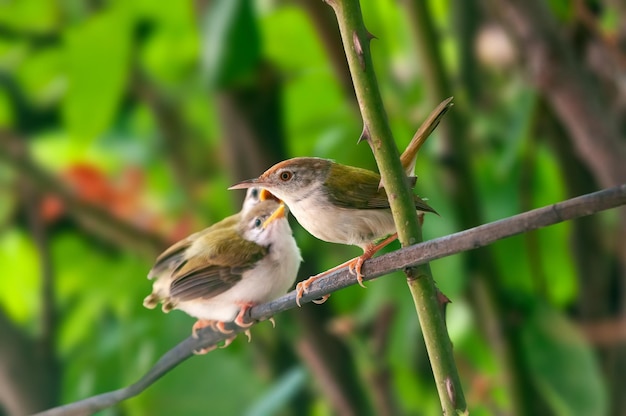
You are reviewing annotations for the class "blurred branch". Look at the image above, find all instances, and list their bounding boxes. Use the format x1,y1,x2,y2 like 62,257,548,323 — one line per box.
451,0,482,101
131,71,200,207
0,308,56,415
215,63,289,186
35,184,626,416
490,0,626,188
295,302,373,416
539,101,615,320
366,304,399,416
296,337,365,416
20,175,60,411
580,317,626,346
0,134,167,258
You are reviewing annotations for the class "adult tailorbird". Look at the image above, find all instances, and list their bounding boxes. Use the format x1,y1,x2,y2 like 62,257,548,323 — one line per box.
229,158,436,305
229,97,453,305
229,98,451,305
144,198,301,352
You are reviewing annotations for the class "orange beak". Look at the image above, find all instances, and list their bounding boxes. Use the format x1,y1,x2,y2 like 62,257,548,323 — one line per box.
259,189,281,203
262,203,286,228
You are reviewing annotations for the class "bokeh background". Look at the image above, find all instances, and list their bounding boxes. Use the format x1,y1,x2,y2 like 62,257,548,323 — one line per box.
1,0,625,415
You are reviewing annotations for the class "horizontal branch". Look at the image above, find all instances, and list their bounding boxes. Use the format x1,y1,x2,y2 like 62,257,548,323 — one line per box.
35,184,626,416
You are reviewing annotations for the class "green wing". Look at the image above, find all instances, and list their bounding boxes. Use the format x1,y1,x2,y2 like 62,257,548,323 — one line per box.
148,213,242,280
169,227,267,301
324,163,436,213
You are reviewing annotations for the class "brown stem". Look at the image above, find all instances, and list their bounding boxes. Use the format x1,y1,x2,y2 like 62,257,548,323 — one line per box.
21,177,60,409
0,309,56,415
131,71,201,208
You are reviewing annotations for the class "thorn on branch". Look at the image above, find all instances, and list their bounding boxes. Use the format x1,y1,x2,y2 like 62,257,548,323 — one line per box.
358,124,372,144
352,31,366,70
366,30,377,41
437,290,451,307
437,289,451,320
445,377,456,407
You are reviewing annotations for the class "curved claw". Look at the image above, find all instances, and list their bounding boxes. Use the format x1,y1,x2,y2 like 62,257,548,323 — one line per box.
192,319,215,338
312,294,331,304
214,321,234,334
218,336,237,349
193,345,218,355
295,281,308,307
269,317,276,328
348,259,367,288
191,320,236,353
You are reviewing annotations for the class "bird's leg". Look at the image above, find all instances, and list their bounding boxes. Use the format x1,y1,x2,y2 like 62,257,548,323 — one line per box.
234,303,255,328
296,233,399,306
349,233,399,286
295,258,357,307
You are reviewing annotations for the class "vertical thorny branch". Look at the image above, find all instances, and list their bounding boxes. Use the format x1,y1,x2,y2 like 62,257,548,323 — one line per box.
325,0,468,413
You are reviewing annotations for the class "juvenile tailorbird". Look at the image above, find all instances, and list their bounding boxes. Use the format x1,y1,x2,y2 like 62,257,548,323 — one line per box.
144,197,301,352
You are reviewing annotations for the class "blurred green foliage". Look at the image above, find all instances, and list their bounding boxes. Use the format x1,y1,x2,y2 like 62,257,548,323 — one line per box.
0,0,622,415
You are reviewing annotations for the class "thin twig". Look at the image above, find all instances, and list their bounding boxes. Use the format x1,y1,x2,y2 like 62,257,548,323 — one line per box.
35,184,626,416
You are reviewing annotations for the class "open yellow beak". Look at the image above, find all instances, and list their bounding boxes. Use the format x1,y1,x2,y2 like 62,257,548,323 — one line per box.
259,188,281,203
262,203,286,228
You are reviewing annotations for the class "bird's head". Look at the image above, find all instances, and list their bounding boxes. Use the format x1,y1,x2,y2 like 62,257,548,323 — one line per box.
229,157,332,204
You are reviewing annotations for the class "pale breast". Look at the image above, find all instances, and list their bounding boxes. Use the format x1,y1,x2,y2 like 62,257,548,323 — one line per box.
176,223,301,322
288,193,396,249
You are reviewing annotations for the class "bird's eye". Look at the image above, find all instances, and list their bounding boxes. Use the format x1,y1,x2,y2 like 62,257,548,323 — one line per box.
279,171,293,181
254,218,262,228
250,188,259,199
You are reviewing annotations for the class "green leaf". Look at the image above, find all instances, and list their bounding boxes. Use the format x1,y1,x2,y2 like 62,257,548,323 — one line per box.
0,229,40,325
0,0,58,33
62,6,131,143
16,47,64,106
521,304,608,416
201,0,261,88
138,0,199,87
